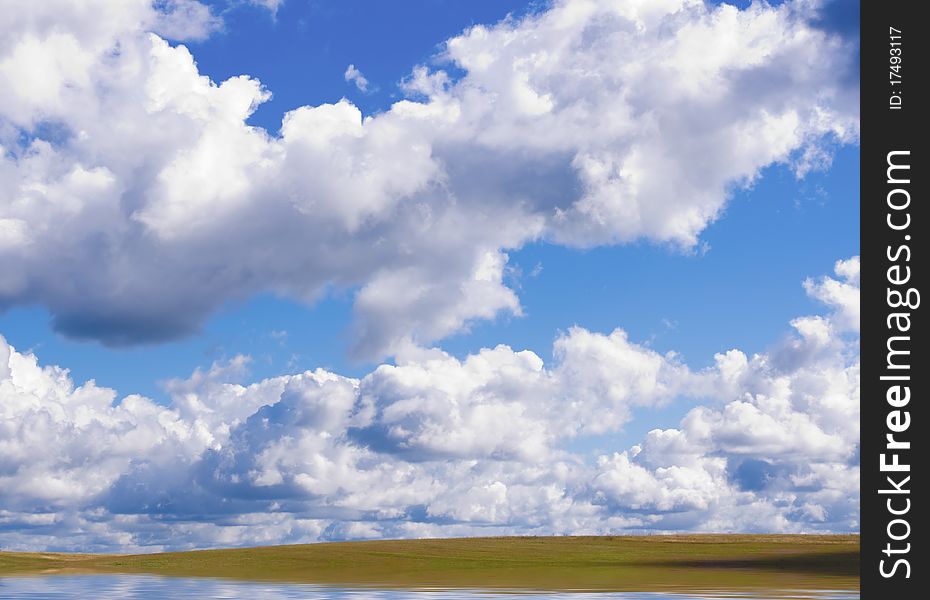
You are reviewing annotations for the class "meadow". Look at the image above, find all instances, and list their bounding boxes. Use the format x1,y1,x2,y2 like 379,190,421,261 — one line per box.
0,534,859,593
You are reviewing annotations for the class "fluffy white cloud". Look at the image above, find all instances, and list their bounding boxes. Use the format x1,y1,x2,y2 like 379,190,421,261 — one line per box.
0,260,859,551
804,256,860,332
593,258,861,531
0,337,191,511
151,0,223,41
344,64,370,92
247,0,286,14
0,0,858,358
436,0,858,247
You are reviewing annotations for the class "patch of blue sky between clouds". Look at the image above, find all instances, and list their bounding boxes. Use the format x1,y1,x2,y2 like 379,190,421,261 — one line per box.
187,0,543,130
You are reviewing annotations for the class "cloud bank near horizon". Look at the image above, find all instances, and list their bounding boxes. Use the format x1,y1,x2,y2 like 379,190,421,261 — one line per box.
0,0,858,359
0,259,859,552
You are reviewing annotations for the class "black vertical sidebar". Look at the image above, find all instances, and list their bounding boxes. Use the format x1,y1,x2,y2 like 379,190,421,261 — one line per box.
861,0,924,597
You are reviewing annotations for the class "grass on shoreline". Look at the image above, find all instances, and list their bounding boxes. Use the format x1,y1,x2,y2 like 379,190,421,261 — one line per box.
0,534,859,593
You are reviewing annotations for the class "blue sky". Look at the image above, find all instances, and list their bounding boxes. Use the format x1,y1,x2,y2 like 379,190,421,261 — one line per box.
0,0,860,551
192,0,545,128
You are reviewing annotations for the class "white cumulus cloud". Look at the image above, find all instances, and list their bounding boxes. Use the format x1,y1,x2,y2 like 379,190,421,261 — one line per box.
0,260,860,551
344,64,370,92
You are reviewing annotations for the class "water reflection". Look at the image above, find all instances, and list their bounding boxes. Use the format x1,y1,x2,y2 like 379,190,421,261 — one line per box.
0,575,859,599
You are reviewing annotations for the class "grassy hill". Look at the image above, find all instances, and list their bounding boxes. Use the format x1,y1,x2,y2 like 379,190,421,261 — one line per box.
0,534,859,593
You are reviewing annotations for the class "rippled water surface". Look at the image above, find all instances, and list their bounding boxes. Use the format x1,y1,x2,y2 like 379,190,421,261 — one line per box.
0,575,859,599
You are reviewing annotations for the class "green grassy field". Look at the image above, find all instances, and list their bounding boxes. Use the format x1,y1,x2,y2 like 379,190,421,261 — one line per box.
0,534,859,593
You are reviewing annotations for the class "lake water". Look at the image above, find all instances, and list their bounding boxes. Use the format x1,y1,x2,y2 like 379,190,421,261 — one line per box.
0,575,859,599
